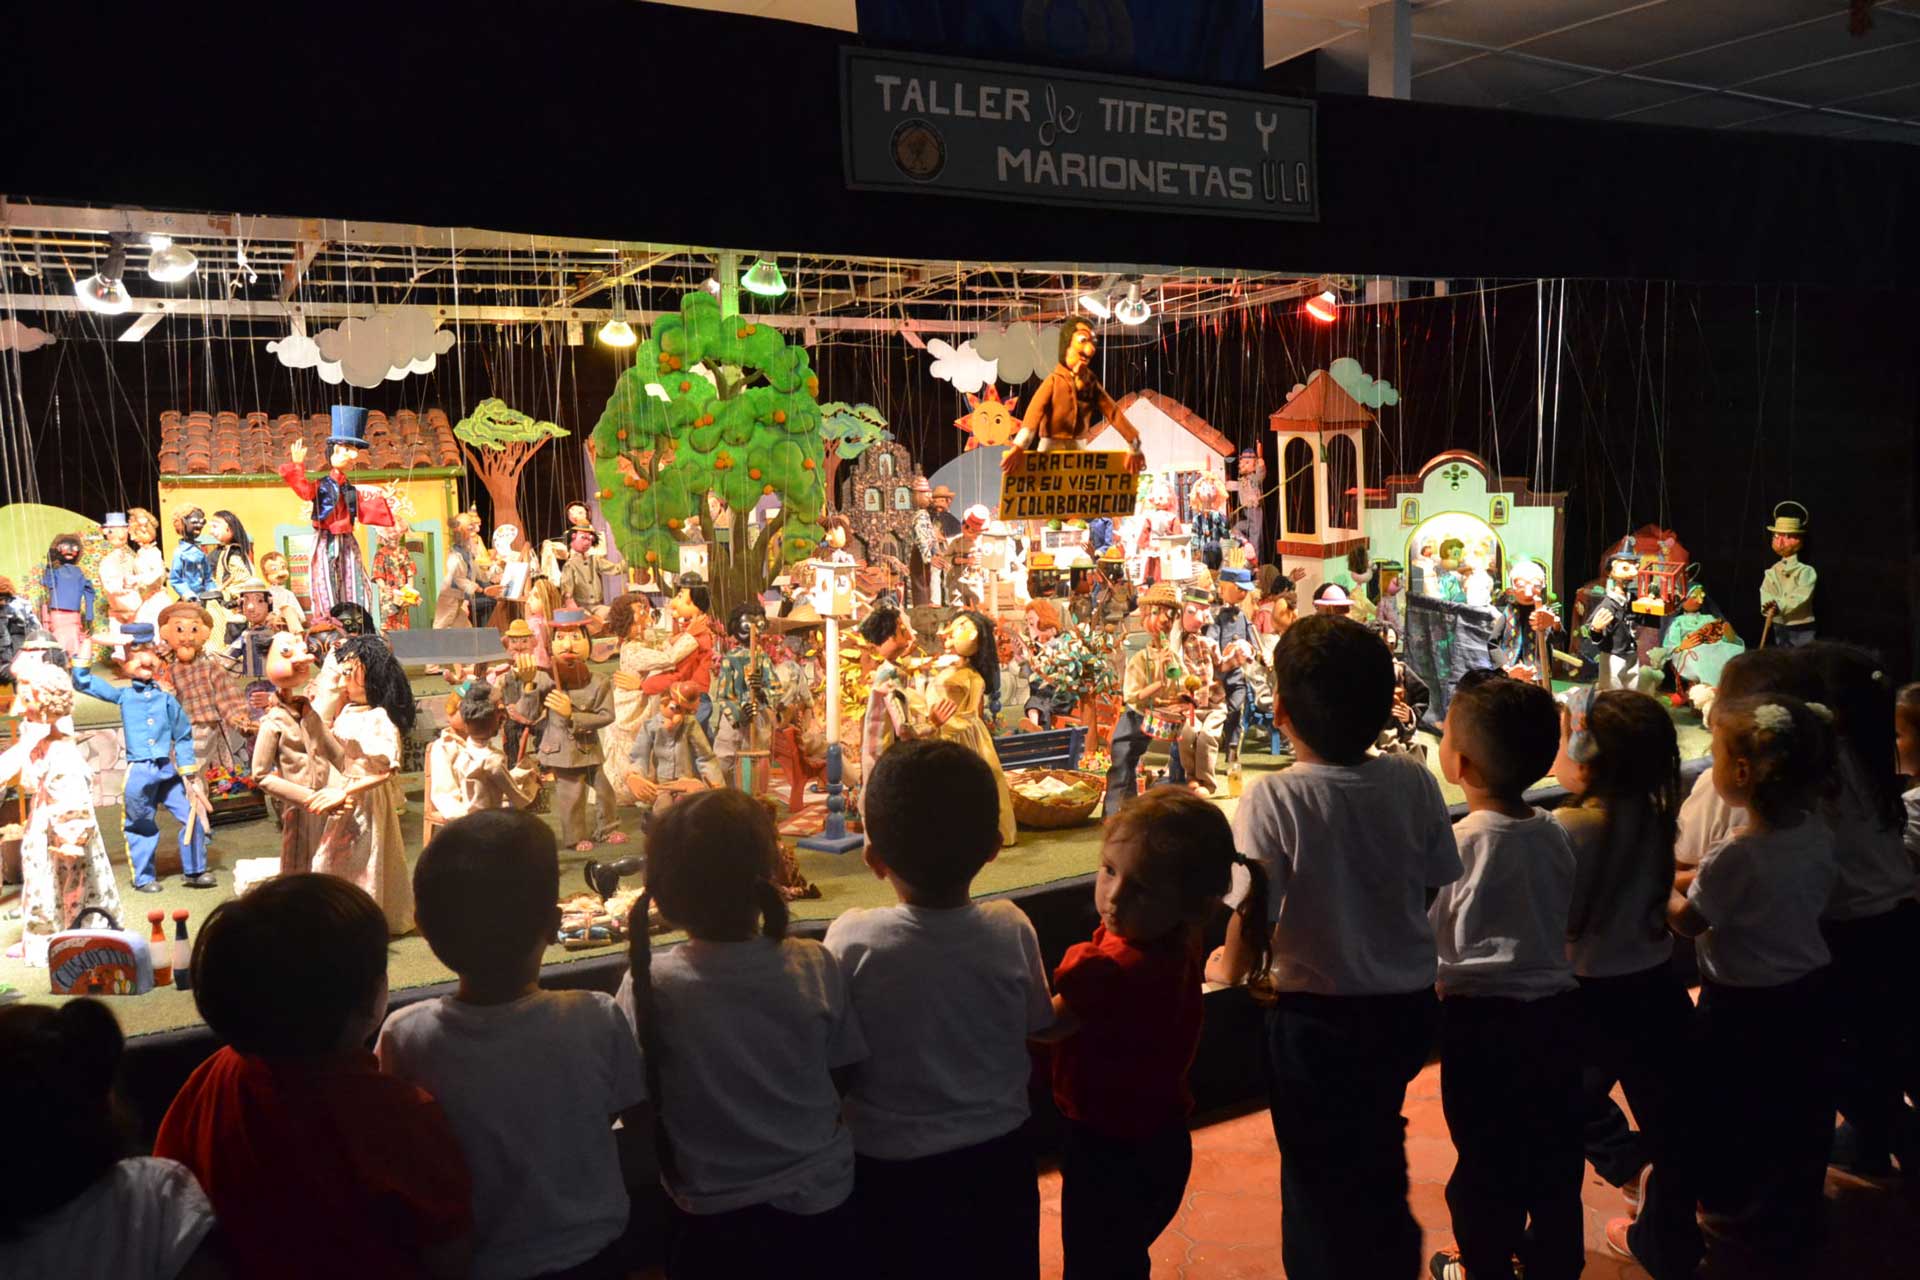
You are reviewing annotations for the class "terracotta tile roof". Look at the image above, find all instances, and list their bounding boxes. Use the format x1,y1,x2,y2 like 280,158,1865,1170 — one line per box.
1107,389,1235,457
1268,371,1377,430
156,408,461,476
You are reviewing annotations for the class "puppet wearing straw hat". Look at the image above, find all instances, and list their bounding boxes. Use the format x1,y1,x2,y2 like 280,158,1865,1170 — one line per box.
278,405,397,619
1759,501,1815,647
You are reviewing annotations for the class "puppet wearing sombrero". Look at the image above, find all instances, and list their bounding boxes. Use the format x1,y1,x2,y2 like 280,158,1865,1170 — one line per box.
1759,500,1816,647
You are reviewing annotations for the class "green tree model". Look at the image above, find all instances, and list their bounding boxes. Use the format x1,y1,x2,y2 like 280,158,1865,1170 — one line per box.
818,401,892,511
589,291,825,619
453,398,568,541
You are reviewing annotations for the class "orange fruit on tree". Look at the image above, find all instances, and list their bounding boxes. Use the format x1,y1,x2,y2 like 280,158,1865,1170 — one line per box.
615,429,627,441
646,550,659,563
802,458,816,470
772,409,787,424
762,484,774,495
679,380,691,393
748,468,762,480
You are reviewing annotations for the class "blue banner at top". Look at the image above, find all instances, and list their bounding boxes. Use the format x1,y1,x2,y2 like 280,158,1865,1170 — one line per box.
855,0,1262,87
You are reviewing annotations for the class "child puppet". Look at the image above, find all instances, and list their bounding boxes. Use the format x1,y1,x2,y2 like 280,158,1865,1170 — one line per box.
626,680,724,822
251,631,347,875
636,574,716,704
516,609,625,851
168,508,216,604
1759,501,1815,646
1176,588,1227,795
278,404,396,618
1104,582,1191,815
125,508,172,629
857,604,939,791
422,684,537,845
96,512,143,630
39,533,95,661
73,622,211,890
256,551,307,635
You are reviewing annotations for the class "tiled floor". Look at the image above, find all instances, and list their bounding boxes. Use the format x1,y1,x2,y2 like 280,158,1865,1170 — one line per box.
1035,1062,1920,1279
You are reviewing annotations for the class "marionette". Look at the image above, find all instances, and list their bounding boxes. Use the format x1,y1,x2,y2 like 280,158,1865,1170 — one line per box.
493,617,542,765
156,600,255,779
96,512,143,629
858,604,936,788
0,576,39,682
550,519,624,612
626,680,724,821
1002,318,1144,474
423,684,537,844
1232,445,1268,557
1020,599,1078,728
278,404,397,618
817,514,857,567
1206,567,1260,766
1140,480,1186,584
907,475,943,607
311,634,415,934
72,622,211,891
1462,540,1496,608
250,631,347,876
39,533,95,660
431,509,485,629
1104,582,1192,815
1373,621,1432,757
256,550,306,635
711,601,781,790
1376,561,1405,638
0,658,122,964
167,508,215,604
1409,537,1439,598
1584,537,1641,691
1312,582,1355,616
204,510,255,613
1489,557,1561,687
517,609,625,851
636,574,716,704
1342,548,1378,624
1759,500,1815,647
1089,544,1137,633
221,577,280,686
1645,581,1745,707
1189,473,1230,573
124,507,171,629
931,609,1016,847
602,593,666,786
370,517,419,632
1435,538,1467,604
929,484,963,541
538,500,610,583
1176,587,1227,795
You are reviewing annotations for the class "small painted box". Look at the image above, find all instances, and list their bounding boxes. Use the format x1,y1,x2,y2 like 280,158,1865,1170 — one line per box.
48,910,155,996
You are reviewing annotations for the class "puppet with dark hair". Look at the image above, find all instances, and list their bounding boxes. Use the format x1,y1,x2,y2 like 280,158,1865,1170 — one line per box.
314,633,418,933
930,608,1016,847
711,599,778,791
1002,316,1145,476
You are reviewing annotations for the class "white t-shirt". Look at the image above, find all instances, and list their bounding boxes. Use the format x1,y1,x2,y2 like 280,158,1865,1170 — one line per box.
0,1157,215,1280
617,936,868,1215
1676,767,1745,869
1228,754,1463,996
1431,808,1578,1000
1688,818,1837,987
1555,800,1676,979
1821,749,1917,922
824,900,1054,1160
376,990,647,1280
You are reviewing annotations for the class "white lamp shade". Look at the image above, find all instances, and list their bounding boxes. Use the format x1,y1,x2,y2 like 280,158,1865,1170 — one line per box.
74,274,131,315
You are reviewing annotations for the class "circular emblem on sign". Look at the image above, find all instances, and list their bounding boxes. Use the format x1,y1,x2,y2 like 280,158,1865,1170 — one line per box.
890,118,946,183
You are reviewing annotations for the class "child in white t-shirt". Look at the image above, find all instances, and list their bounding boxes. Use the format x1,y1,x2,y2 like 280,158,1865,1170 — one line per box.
1210,616,1462,1280
1669,694,1838,1260
1425,676,1582,1280
824,738,1053,1280
1896,682,1920,867
617,789,868,1278
0,1000,220,1280
377,810,647,1280
1549,688,1700,1276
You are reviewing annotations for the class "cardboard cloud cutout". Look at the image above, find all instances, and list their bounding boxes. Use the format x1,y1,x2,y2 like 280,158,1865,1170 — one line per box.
313,309,457,389
972,322,1059,385
0,318,55,353
1329,356,1399,408
925,339,998,394
266,324,345,385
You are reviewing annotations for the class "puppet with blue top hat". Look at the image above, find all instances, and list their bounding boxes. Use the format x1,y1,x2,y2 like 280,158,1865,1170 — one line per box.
277,404,397,620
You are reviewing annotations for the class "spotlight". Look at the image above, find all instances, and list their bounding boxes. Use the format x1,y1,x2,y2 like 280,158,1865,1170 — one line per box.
74,239,132,315
1078,290,1112,320
1303,289,1338,324
1114,282,1151,326
146,235,198,283
740,257,787,298
597,285,636,348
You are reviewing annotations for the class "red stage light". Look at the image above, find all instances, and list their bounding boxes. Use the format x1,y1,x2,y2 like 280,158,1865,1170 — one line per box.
1303,290,1338,324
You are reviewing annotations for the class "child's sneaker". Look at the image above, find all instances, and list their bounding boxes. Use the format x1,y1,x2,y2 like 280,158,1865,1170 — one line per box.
1620,1161,1651,1213
1428,1248,1467,1280
1604,1217,1641,1265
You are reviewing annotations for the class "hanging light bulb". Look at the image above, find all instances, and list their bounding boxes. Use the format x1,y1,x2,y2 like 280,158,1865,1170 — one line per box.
1113,281,1151,326
146,235,198,283
739,256,787,298
597,284,636,348
1078,290,1112,320
74,239,132,315
1303,289,1338,324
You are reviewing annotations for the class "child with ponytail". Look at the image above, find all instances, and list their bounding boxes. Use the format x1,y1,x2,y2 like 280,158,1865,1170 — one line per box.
1670,693,1838,1260
1048,789,1270,1280
620,790,868,1279
1550,688,1701,1275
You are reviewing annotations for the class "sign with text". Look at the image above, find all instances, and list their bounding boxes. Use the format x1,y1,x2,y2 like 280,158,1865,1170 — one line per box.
841,48,1316,222
999,449,1139,522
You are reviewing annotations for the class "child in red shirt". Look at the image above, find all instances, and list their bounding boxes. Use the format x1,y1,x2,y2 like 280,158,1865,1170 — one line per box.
1045,791,1271,1280
155,874,474,1280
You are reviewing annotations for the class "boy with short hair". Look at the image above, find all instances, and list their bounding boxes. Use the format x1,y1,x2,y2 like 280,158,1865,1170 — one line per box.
1427,676,1582,1280
377,811,648,1280
824,739,1053,1280
1212,615,1463,1279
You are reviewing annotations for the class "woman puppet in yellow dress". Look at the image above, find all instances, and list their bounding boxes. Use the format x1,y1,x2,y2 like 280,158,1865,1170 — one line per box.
932,609,1017,848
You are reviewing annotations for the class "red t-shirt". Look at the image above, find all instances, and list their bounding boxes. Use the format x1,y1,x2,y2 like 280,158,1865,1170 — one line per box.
1050,925,1205,1139
154,1046,473,1279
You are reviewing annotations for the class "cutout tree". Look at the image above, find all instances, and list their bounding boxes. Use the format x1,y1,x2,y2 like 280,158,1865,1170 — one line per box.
590,291,824,620
454,398,568,542
818,401,892,510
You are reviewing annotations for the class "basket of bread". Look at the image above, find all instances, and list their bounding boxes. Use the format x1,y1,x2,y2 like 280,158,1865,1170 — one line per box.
1007,768,1106,830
